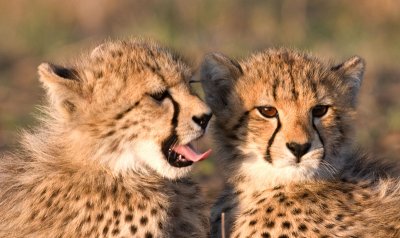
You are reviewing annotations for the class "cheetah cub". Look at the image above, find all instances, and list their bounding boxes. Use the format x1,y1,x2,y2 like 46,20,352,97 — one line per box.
0,39,212,237
200,49,400,238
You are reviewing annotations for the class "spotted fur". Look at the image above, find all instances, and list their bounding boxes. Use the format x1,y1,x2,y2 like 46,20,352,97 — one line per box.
200,49,400,237
0,39,210,237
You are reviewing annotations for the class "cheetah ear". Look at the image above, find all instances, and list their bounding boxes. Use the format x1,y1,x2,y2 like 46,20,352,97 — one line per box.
200,52,243,113
331,56,365,106
38,63,82,119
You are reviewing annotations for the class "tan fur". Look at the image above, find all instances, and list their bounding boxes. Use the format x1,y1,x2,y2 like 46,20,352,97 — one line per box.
200,49,400,238
0,39,210,237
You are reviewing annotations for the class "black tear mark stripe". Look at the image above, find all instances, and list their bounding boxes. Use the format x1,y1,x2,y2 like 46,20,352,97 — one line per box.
265,117,282,163
167,94,180,133
312,119,325,160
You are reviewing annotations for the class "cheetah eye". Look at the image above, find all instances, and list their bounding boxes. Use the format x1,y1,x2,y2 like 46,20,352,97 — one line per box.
312,105,329,118
257,106,278,118
150,90,169,102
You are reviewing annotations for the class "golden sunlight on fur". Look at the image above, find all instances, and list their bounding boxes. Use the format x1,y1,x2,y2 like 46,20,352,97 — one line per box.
200,49,400,238
0,39,211,237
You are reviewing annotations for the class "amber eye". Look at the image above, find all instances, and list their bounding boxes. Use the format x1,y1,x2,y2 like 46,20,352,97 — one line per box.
312,105,329,118
257,106,278,118
150,90,169,102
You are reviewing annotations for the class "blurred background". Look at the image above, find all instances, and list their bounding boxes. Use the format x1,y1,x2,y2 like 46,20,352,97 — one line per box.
0,0,399,199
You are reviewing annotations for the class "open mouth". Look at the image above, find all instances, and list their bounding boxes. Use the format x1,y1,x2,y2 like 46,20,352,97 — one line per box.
161,135,212,168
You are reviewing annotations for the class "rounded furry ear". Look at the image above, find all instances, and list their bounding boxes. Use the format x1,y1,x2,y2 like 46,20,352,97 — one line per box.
38,63,82,119
200,53,243,113
331,56,365,100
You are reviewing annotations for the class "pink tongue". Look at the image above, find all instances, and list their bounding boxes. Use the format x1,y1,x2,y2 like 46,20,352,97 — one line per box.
172,145,212,162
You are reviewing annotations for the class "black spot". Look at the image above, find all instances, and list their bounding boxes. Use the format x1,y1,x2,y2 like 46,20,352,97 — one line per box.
266,206,274,213
335,214,344,221
285,201,294,206
130,225,137,234
249,220,257,226
306,209,316,215
102,226,109,235
111,228,120,235
125,192,132,200
291,208,302,215
96,213,104,221
158,222,163,230
86,201,94,209
282,221,291,229
113,210,121,217
140,216,148,226
277,212,286,217
94,70,103,78
325,223,335,229
30,211,38,220
257,198,266,204
104,130,115,137
278,235,289,238
265,220,275,228
314,217,324,224
111,184,118,195
150,208,158,216
273,185,282,190
138,203,147,210
125,214,133,222
300,192,309,198
261,232,271,238
145,232,153,238
298,223,308,232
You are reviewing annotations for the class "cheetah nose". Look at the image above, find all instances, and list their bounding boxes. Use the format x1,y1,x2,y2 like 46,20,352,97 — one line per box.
192,113,212,130
286,142,311,162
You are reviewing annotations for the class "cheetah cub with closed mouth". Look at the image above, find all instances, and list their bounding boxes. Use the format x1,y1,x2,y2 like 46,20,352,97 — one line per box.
200,49,400,238
0,39,212,238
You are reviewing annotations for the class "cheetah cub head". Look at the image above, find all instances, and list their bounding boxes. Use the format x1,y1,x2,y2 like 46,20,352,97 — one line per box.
200,49,364,187
38,39,211,179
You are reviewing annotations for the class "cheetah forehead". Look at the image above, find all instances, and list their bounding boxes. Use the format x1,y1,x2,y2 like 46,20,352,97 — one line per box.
237,49,335,106
83,39,192,87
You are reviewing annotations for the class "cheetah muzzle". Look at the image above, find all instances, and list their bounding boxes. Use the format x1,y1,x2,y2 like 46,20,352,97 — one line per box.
162,134,212,168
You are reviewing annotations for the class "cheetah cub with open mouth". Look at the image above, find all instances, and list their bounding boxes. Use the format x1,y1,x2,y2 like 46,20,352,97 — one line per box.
0,39,212,238
200,49,400,238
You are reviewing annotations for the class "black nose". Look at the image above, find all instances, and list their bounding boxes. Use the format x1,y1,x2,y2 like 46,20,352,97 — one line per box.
192,113,212,130
286,142,311,161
